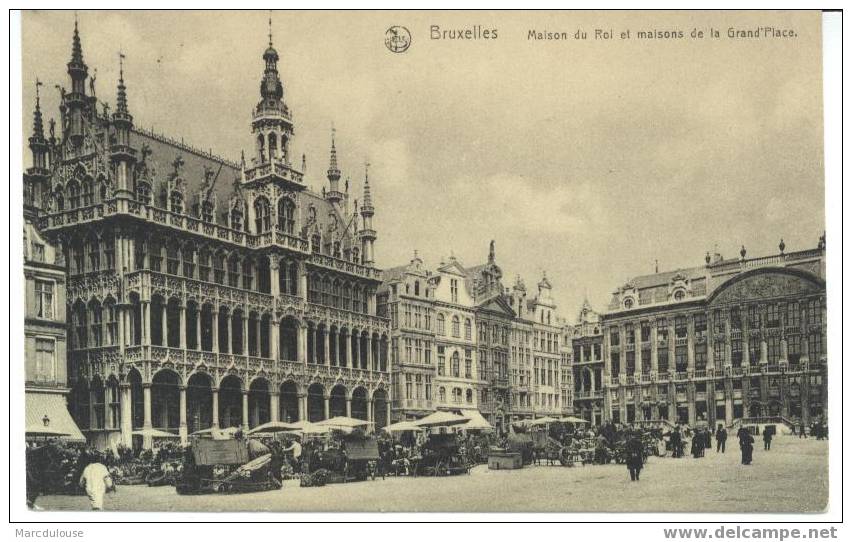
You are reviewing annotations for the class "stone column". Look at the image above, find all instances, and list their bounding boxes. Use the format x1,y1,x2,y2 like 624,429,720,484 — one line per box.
241,390,250,431
142,301,150,345
297,393,306,421
633,322,642,377
179,304,187,349
781,338,789,363
367,399,374,425
142,384,153,449
724,320,733,369
323,326,331,365
195,308,201,350
212,310,221,353
760,339,768,364
334,330,341,366
255,318,261,357
324,395,330,420
650,324,658,375
242,311,249,355
346,397,352,418
119,385,132,447
211,388,220,428
367,335,374,372
298,323,308,364
161,304,167,347
270,392,280,422
271,320,280,361
270,258,280,297
686,317,695,372
386,401,392,428
179,386,188,445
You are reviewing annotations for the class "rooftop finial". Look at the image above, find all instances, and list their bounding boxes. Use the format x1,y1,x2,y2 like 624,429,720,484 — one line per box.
31,79,45,139
268,15,273,47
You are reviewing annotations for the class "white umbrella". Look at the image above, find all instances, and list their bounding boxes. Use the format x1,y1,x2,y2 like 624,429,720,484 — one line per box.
383,421,423,433
413,411,470,428
559,416,588,424
460,410,493,431
528,416,560,426
300,422,331,435
247,421,302,435
315,416,371,430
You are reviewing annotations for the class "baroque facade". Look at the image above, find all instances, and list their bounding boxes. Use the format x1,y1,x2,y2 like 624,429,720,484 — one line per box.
564,300,605,425
599,241,827,428
24,22,391,450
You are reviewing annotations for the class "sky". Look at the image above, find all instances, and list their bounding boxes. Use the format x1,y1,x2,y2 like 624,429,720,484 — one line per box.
21,10,825,321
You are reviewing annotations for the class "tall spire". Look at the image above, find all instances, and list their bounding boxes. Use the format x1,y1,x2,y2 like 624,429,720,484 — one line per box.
67,13,88,88
116,51,128,114
328,126,340,178
361,161,373,211
260,15,283,102
31,79,45,140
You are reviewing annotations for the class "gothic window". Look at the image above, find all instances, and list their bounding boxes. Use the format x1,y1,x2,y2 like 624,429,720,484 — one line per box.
675,316,687,338
170,190,184,214
136,181,151,205
332,280,340,308
166,242,180,275
201,201,214,223
104,300,117,345
352,247,360,264
182,243,196,278
341,282,351,310
333,241,341,258
351,285,360,311
312,233,321,254
90,300,103,347
242,260,253,290
466,389,473,404
277,198,295,234
104,235,115,270
67,181,81,208
87,235,100,272
464,318,472,341
213,253,226,284
254,197,271,233
54,188,65,211
437,313,445,335
81,179,94,206
308,274,320,304
198,249,211,281
452,316,460,338
322,277,331,306
231,204,244,231
766,304,780,328
227,254,240,287
786,301,800,328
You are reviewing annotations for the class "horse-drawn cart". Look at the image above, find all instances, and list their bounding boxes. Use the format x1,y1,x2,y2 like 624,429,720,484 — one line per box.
176,437,281,495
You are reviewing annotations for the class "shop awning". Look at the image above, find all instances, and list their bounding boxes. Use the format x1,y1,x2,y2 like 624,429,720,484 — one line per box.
460,409,493,430
25,393,85,442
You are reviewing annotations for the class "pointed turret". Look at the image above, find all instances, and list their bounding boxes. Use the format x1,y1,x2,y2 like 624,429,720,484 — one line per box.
326,126,344,206
65,16,89,144
247,17,300,189
110,52,137,196
28,80,48,170
25,81,50,213
359,163,376,266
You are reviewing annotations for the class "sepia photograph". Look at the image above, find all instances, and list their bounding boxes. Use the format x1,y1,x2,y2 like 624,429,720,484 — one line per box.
11,8,839,521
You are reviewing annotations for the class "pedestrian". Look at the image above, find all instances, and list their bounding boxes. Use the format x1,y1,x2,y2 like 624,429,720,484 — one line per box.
625,432,644,481
763,427,773,451
704,428,712,450
78,454,115,511
716,424,727,453
691,433,703,459
670,429,683,458
739,430,754,465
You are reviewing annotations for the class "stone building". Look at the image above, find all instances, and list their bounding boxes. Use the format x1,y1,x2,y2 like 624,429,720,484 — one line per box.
565,300,604,425
24,21,391,450
378,252,436,420
24,93,84,440
600,240,827,429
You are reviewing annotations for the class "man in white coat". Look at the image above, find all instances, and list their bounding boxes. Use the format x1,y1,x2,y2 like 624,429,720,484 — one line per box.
79,455,114,510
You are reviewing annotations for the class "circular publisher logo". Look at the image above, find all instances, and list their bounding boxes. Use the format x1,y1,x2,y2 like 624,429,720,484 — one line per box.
385,26,411,53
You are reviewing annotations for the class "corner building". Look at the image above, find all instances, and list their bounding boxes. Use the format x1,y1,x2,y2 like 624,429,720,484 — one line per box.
25,23,391,450
600,241,827,429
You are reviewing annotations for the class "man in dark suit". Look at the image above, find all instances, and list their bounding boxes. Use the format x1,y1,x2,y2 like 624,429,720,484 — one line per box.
716,424,727,453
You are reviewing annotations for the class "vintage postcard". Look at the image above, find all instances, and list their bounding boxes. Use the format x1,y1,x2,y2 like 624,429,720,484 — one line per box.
16,9,830,516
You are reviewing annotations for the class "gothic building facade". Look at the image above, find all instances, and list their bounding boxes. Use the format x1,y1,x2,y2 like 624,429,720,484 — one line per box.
24,22,391,450
599,240,827,429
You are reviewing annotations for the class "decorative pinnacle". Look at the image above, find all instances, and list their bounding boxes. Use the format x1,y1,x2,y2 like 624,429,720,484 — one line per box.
70,13,85,66
32,79,45,140
361,161,373,212
327,125,340,180
116,51,129,114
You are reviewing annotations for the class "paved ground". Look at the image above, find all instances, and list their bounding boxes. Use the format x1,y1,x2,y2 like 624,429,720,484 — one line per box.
35,436,828,513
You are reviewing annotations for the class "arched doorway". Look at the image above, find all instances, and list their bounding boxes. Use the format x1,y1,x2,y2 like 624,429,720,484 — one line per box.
218,375,243,429
351,387,368,421
330,385,347,418
187,372,213,434
307,383,325,422
151,370,180,431
279,381,299,423
249,378,271,428
373,389,389,430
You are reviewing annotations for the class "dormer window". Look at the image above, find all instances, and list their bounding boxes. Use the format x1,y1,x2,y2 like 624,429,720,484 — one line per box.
201,201,214,223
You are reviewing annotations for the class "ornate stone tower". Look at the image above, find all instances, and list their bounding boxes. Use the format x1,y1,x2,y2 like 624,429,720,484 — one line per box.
64,18,89,146
325,128,344,207
359,164,376,266
24,81,49,216
110,54,136,197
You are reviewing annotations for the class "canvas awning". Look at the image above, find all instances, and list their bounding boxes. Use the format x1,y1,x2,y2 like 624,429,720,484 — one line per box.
25,392,85,441
413,411,470,428
132,428,180,439
460,409,493,430
315,416,371,430
383,420,423,433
